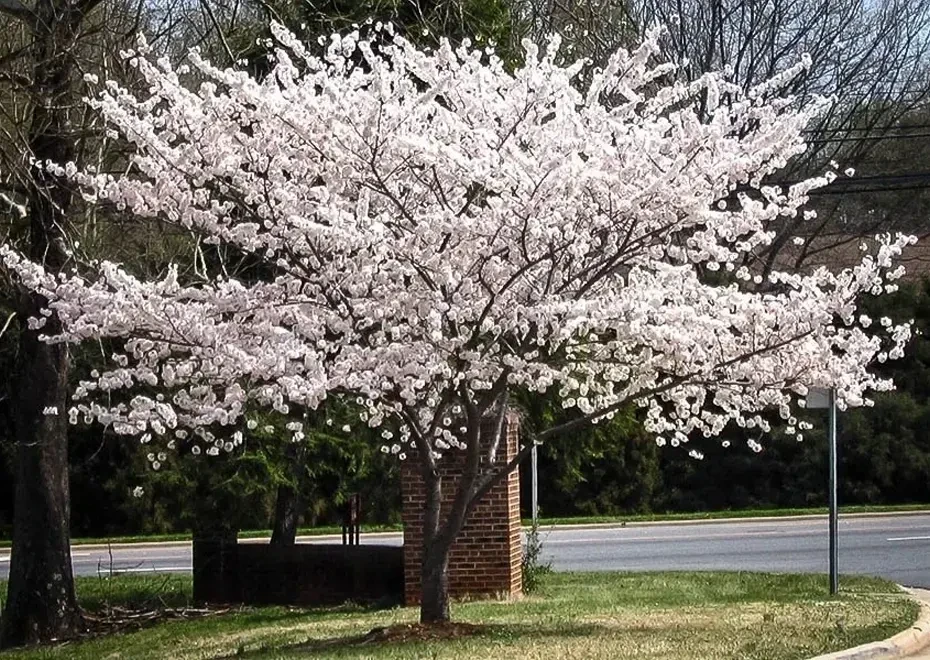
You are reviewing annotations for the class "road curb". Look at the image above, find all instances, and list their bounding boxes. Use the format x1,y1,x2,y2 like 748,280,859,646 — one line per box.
535,510,930,531
808,587,930,660
0,531,406,552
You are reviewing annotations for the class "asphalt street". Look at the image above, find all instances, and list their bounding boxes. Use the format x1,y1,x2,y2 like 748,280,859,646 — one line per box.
2,513,929,587
539,513,930,588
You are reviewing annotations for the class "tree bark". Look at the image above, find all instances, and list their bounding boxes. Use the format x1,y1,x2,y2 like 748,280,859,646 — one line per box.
420,545,451,624
0,0,88,646
419,468,452,624
269,483,301,546
270,443,304,546
0,333,81,646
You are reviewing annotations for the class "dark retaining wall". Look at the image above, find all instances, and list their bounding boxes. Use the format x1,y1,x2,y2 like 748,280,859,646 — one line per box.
193,536,403,607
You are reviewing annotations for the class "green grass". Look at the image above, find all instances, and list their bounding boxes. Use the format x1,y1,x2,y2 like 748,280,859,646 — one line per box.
2,503,927,548
0,572,918,660
0,573,193,615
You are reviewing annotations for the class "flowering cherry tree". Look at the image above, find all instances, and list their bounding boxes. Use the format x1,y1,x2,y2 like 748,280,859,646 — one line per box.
0,24,915,622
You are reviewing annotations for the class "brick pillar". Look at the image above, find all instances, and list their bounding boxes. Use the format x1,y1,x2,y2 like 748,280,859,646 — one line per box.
401,411,522,606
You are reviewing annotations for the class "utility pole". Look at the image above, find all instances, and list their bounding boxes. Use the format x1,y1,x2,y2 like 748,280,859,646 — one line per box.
531,443,538,525
828,388,839,594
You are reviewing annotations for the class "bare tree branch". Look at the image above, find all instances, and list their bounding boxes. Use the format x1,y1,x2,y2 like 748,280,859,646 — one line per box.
0,0,32,21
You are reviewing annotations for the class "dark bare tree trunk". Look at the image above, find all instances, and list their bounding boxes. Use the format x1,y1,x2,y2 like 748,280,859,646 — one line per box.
420,547,451,624
270,444,304,546
0,333,81,646
269,484,302,547
0,0,93,646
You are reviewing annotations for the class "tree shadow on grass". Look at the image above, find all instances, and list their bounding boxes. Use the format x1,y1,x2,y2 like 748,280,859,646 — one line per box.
225,621,622,658
76,599,394,648
77,604,317,645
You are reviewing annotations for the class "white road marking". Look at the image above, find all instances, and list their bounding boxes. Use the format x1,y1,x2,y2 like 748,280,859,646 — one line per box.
108,566,189,573
86,555,183,562
546,529,823,544
887,535,930,542
0,556,9,562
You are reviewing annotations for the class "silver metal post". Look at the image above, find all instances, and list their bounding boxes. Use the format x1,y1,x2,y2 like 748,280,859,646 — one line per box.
828,388,839,594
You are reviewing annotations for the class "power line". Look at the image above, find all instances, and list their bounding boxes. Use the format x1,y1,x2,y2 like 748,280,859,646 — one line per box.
734,171,930,196
809,182,930,196
802,123,930,136
808,132,930,144
820,172,930,184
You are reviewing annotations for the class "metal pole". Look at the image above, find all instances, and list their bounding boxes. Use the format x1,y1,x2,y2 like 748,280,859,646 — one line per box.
828,388,839,594
531,443,538,525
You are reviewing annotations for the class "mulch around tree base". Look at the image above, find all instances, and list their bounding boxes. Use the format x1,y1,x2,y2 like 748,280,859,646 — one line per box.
294,621,490,653
359,622,487,643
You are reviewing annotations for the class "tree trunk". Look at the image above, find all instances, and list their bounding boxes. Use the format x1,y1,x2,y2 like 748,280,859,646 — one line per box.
410,408,521,624
0,334,81,647
270,444,304,546
0,0,88,647
419,469,452,623
270,484,301,546
420,544,451,623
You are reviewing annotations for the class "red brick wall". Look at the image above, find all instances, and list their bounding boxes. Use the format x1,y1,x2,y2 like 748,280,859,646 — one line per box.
401,412,522,605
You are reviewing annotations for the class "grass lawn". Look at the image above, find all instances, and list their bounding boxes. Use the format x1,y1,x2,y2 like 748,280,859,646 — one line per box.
0,571,918,660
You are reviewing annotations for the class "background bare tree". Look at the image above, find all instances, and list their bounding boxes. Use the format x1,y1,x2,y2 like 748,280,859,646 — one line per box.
638,0,930,275
0,0,250,645
0,0,111,645
512,0,930,275
510,0,636,64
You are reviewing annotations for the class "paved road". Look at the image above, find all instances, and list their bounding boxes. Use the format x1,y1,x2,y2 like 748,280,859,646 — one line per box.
540,514,930,588
2,513,930,587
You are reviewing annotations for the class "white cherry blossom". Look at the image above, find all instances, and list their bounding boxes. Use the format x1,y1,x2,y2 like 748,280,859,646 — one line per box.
1,23,913,460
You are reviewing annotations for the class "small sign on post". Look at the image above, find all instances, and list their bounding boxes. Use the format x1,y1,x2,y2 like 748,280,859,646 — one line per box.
805,388,831,409
806,387,839,595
